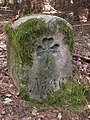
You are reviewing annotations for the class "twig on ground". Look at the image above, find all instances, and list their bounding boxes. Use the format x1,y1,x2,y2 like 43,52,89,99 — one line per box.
73,54,90,63
73,23,90,27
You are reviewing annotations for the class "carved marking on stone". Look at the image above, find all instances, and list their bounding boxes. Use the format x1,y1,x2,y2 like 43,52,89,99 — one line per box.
37,38,59,56
59,77,68,86
29,38,59,98
29,78,39,93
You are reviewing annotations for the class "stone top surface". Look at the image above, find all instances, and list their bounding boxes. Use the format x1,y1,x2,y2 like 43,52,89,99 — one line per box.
11,14,72,29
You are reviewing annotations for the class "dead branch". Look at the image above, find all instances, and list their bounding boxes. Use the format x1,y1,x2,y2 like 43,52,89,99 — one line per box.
73,23,90,27
73,54,90,63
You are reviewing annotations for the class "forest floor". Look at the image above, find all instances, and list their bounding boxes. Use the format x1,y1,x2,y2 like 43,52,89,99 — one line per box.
0,10,90,120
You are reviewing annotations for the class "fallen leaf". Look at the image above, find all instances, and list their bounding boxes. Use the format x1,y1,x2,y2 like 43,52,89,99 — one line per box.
9,89,20,96
32,107,39,116
57,113,62,120
1,110,5,115
4,97,12,104
21,116,31,120
1,118,4,120
87,105,90,110
38,114,44,119
5,93,12,97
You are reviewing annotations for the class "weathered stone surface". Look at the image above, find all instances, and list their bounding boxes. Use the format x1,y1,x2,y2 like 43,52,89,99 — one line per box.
6,15,74,100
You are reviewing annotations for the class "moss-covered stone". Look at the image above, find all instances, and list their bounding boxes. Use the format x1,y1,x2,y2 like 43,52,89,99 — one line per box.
4,15,74,101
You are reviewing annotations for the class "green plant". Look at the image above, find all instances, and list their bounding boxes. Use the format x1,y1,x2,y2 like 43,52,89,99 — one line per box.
26,77,90,111
42,77,88,111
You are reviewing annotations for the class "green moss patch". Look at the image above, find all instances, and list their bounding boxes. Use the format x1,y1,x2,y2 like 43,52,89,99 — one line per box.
4,19,52,66
56,20,74,52
44,77,87,110
27,77,89,111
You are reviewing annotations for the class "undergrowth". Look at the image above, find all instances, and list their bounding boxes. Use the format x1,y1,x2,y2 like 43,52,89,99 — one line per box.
27,77,90,111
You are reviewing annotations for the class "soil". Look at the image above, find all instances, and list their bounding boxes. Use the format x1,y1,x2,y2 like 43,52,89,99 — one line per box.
0,10,90,120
